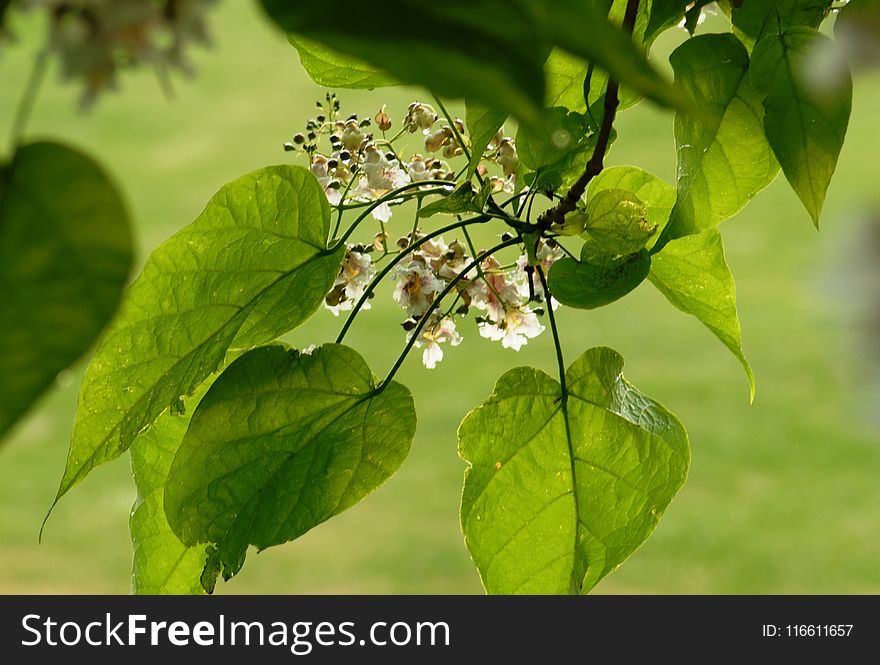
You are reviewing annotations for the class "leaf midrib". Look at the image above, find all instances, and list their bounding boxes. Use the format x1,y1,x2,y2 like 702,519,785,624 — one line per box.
64,245,338,494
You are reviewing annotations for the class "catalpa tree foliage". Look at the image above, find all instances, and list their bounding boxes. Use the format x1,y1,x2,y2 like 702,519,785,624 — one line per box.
0,0,871,594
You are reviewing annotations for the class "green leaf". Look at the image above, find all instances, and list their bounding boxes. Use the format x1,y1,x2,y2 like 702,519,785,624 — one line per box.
418,182,489,218
130,383,211,594
260,0,548,130
547,247,651,310
287,35,397,88
587,165,676,246
465,100,507,175
459,347,690,594
750,28,852,226
660,33,779,243
646,0,689,38
260,0,681,130
57,165,343,502
517,107,598,192
164,344,416,592
518,107,591,170
732,0,832,46
531,0,683,110
649,229,755,400
545,49,590,113
0,141,132,440
584,188,656,255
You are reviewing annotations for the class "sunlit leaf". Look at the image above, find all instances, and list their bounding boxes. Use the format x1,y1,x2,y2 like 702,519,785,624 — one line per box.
732,0,832,47
459,347,689,594
418,182,488,218
57,165,343,502
750,28,852,226
588,165,676,247
584,188,656,255
659,33,779,243
130,383,212,594
164,344,416,592
649,229,755,400
288,35,397,89
548,246,650,310
465,101,508,175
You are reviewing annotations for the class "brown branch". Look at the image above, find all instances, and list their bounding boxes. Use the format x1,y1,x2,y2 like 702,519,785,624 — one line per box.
536,0,640,229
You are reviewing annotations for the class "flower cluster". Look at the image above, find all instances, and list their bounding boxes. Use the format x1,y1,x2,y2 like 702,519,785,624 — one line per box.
14,0,217,108
393,236,563,368
295,96,558,369
284,96,520,221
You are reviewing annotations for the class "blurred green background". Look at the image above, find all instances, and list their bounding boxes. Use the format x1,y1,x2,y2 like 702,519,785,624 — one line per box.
1,2,878,594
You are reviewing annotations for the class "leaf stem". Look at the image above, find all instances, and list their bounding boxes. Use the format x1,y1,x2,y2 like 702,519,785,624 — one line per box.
434,95,484,185
536,267,567,400
336,215,491,344
331,175,359,239
378,237,520,389
8,49,49,152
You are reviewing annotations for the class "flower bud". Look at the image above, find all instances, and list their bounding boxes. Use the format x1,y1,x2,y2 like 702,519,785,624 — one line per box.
442,142,462,159
406,102,438,132
496,138,519,178
341,119,366,151
425,127,453,153
373,231,390,252
375,105,392,131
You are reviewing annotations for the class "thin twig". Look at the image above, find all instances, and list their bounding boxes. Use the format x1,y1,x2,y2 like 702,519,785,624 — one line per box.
536,0,640,229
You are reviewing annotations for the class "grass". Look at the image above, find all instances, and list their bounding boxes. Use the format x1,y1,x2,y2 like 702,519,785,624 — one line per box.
0,3,878,594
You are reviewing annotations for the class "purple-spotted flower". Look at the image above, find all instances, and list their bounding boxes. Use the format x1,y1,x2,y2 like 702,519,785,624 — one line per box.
409,313,462,369
323,245,376,316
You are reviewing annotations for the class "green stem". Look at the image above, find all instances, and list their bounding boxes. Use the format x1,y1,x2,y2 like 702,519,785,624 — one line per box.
334,180,454,246
379,236,520,388
434,95,482,182
461,225,505,303
536,267,567,398
336,215,491,344
410,195,424,241
331,175,359,239
537,261,580,595
9,49,49,152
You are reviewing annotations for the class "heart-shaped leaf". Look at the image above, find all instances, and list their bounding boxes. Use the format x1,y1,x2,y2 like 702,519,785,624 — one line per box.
57,165,343,503
164,343,416,592
459,347,689,594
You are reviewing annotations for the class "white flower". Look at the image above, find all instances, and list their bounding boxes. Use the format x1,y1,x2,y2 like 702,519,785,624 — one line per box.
469,257,523,321
405,102,438,133
678,2,716,30
323,246,376,316
310,154,342,205
392,259,445,316
515,241,564,307
478,305,545,351
410,315,462,369
408,154,431,182
362,146,410,191
356,146,411,221
496,138,519,178
372,201,393,223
